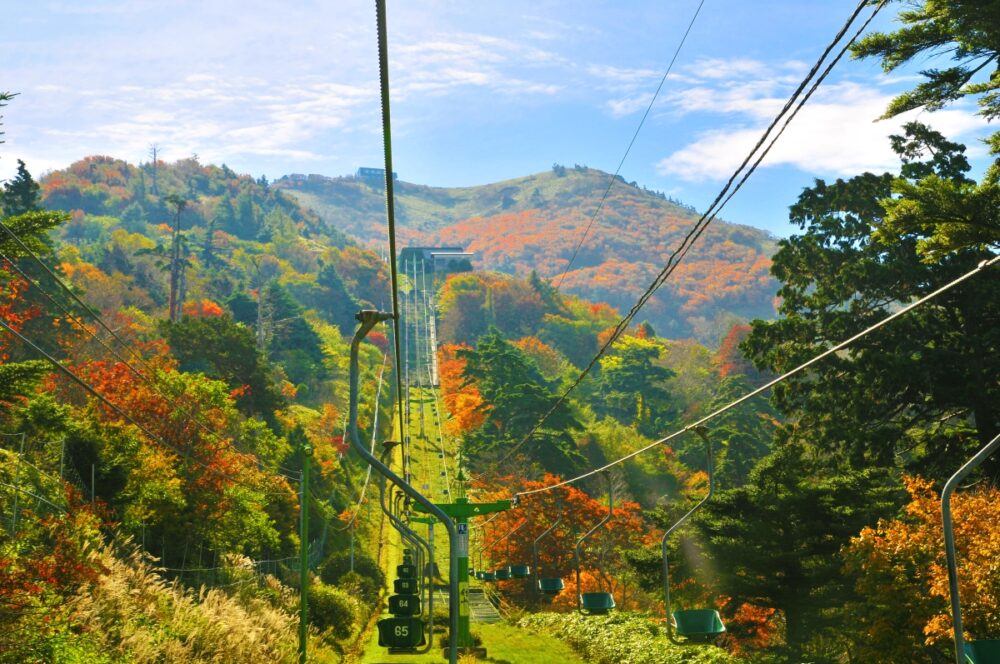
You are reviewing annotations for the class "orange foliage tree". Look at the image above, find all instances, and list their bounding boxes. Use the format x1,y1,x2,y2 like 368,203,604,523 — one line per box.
437,343,486,435
181,298,225,318
843,476,1000,662
58,355,294,558
472,473,652,610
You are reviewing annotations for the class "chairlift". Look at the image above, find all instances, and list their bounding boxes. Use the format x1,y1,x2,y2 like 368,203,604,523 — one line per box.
941,431,1000,664
533,507,565,597
663,427,725,642
485,517,531,584
575,471,616,615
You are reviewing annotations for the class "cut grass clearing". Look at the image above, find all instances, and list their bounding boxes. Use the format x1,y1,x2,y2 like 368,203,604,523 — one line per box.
352,618,587,664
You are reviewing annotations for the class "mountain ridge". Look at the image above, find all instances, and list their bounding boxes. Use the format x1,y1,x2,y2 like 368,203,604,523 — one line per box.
274,166,779,343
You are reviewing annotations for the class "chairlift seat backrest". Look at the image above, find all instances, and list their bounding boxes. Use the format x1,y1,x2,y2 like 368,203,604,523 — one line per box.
510,564,531,578
389,594,420,616
538,577,565,595
966,640,1000,664
377,617,425,648
580,591,615,614
672,609,726,639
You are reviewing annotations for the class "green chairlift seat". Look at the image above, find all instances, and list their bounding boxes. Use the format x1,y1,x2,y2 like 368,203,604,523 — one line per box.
510,564,531,579
396,563,416,579
663,429,727,644
574,472,617,616
377,617,426,649
481,571,496,582
673,609,726,641
580,591,615,614
537,577,565,595
394,577,417,594
966,640,1000,664
474,570,486,580
494,567,511,581
389,594,421,616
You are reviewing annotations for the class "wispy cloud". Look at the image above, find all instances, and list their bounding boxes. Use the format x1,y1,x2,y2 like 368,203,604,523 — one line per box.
657,80,988,181
392,32,565,98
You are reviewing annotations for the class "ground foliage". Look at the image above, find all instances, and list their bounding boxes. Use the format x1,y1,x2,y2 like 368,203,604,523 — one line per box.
518,612,745,664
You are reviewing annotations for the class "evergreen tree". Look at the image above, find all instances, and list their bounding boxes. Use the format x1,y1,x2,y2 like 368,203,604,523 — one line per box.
742,125,1000,478
695,444,903,661
2,159,41,217
213,196,238,236
316,262,359,334
161,314,285,425
459,327,583,474
264,281,327,384
852,0,1000,128
595,335,675,436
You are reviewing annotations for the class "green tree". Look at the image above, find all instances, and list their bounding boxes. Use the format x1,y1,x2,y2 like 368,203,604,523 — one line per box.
315,262,359,334
459,327,583,474
695,444,903,662
212,196,238,236
119,201,148,233
595,335,676,436
742,125,1000,478
161,314,286,425
2,160,41,217
852,2,1000,258
263,281,326,384
852,0,1000,125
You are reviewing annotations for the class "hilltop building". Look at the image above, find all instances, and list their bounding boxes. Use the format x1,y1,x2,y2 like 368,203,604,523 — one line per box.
356,167,398,182
399,246,474,273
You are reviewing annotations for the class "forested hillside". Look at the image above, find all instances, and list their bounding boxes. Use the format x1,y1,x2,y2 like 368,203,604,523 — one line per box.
0,156,398,661
2,3,1000,661
275,167,778,343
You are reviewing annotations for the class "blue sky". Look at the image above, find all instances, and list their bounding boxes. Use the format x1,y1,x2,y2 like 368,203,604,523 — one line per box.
0,0,994,237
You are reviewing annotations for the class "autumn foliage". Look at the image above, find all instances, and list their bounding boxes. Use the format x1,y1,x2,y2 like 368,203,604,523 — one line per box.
472,473,651,611
438,343,486,435
843,476,1000,661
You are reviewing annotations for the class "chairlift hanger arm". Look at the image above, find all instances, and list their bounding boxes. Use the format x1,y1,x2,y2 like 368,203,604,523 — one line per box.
942,431,1000,664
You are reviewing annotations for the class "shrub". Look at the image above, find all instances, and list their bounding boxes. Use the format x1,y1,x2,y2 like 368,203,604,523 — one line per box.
319,551,385,590
309,582,360,640
338,570,379,606
518,612,745,664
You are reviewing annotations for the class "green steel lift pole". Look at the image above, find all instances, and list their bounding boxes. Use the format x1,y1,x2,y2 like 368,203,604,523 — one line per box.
349,310,461,664
413,468,510,657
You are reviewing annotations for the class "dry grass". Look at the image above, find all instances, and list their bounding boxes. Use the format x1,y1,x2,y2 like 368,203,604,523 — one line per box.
64,546,340,663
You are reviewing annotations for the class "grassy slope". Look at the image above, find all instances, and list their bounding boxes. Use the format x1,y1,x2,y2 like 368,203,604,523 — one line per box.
350,375,585,663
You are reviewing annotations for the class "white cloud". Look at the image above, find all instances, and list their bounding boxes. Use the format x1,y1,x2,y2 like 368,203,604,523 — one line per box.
392,32,565,99
606,94,656,118
657,82,989,181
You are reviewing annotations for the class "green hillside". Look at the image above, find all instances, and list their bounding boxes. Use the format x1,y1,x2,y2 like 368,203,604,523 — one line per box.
275,167,779,344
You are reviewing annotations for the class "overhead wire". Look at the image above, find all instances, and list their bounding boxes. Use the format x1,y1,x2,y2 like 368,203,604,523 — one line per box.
494,0,884,470
553,0,706,291
515,254,1000,497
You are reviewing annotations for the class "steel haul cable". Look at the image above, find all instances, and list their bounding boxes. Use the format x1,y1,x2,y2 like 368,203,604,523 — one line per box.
515,254,1000,498
554,0,706,291
494,0,885,470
